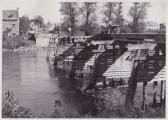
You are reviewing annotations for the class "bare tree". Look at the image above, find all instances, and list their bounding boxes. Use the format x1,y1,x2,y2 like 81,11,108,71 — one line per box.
60,2,78,35
129,2,150,33
80,2,97,35
103,2,117,26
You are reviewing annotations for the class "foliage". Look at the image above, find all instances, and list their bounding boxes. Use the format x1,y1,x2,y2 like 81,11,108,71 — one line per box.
93,88,165,118
60,2,79,35
2,30,32,49
50,100,82,118
48,24,60,34
129,2,151,33
115,2,125,30
53,24,61,34
31,16,44,27
102,2,117,26
19,15,30,35
2,91,34,118
80,2,97,35
2,89,165,118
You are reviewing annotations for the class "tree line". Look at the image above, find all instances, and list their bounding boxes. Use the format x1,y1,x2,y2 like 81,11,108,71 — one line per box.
20,2,152,36
59,2,151,35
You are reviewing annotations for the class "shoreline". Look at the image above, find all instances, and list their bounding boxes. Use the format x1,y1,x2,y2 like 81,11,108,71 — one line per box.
2,44,72,52
2,46,48,52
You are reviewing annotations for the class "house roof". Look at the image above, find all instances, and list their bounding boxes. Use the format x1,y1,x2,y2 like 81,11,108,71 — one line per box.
3,10,18,21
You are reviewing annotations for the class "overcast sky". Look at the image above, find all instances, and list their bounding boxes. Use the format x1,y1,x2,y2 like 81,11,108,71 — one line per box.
0,0,167,24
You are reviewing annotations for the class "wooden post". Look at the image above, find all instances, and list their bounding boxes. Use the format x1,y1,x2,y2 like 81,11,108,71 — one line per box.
142,82,147,110
101,44,107,89
120,78,122,85
160,80,163,106
125,60,138,106
164,89,166,104
92,57,97,89
103,76,107,88
152,81,158,107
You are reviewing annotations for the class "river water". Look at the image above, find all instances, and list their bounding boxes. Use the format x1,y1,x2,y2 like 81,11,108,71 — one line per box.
2,50,88,117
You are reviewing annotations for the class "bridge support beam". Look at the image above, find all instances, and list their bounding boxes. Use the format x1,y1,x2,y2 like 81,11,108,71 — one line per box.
125,60,138,107
142,82,147,110
160,80,163,106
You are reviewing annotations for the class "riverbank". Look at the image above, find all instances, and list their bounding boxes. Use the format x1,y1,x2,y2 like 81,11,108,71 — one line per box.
2,43,72,53
2,45,47,52
2,88,165,118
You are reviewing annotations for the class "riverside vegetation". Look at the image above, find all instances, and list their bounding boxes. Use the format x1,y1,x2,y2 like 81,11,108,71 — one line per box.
2,89,165,118
2,30,34,51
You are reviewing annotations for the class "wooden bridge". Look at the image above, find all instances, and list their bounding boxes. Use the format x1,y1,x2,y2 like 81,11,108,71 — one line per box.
68,32,166,107
46,31,166,107
47,35,91,63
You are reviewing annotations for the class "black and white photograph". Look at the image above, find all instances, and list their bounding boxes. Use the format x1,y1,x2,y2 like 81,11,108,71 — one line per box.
0,0,166,118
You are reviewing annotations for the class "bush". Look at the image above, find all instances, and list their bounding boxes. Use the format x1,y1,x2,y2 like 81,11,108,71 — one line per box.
89,88,165,118
2,31,33,49
50,88,165,118
2,91,34,118
50,100,82,118
2,89,165,118
3,35,28,49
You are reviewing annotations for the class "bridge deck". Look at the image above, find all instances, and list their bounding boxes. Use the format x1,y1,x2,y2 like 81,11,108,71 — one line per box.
88,33,166,44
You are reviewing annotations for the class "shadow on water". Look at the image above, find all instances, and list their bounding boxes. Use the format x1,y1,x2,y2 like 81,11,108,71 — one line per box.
47,62,96,115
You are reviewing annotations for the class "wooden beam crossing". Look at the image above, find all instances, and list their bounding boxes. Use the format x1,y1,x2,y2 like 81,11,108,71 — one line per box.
88,33,166,44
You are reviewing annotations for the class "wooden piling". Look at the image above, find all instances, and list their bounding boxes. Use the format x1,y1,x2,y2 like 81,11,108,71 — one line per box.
125,60,138,106
152,81,158,107
142,82,147,110
160,80,163,106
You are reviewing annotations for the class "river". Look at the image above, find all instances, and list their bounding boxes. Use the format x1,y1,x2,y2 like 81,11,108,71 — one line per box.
2,50,89,117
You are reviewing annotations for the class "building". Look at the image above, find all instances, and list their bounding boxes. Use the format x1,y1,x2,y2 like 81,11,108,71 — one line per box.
145,21,160,32
2,8,19,36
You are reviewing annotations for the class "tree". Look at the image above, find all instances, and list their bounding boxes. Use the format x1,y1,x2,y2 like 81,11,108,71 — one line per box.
103,2,117,27
80,2,97,35
33,16,44,28
19,16,30,36
60,2,78,35
49,24,60,34
129,2,150,33
115,2,124,30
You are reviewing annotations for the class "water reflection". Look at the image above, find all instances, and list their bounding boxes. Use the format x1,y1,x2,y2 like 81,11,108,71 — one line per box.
2,50,86,116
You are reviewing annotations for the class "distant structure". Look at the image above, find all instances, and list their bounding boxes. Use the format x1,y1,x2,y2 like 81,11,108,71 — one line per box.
145,21,166,32
2,8,19,36
29,20,41,35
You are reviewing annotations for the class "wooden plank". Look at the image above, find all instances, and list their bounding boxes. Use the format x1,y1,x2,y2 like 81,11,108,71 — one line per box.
105,72,131,75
